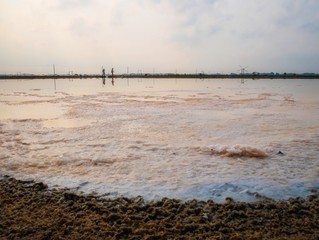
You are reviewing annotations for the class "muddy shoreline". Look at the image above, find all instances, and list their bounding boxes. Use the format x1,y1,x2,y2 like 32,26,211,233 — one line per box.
1,176,318,239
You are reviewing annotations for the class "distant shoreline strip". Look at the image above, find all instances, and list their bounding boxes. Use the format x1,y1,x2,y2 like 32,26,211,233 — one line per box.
0,73,318,80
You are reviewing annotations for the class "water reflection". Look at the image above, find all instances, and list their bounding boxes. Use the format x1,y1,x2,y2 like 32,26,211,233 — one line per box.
53,77,56,91
102,76,115,86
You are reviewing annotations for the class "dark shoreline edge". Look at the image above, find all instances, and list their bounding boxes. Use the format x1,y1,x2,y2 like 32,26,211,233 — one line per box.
1,73,319,80
1,176,318,239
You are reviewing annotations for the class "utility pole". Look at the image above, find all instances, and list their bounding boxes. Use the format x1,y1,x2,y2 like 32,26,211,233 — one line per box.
239,65,248,84
53,64,56,90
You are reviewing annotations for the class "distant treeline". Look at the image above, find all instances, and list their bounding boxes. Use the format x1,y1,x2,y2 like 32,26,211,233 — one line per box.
0,74,102,80
110,73,319,79
0,72,318,80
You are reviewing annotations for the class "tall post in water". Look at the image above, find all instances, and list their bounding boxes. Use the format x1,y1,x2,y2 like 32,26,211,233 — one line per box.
53,64,56,90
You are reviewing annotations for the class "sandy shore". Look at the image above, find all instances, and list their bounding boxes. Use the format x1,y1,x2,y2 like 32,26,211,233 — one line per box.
0,176,318,240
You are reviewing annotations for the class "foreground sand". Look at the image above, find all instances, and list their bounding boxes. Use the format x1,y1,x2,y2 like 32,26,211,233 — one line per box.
0,176,318,240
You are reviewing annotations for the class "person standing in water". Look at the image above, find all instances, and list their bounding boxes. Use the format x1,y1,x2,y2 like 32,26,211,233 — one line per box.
102,68,106,85
111,68,114,85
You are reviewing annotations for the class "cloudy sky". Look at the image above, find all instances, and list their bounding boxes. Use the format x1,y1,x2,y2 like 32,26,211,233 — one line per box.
1,0,319,74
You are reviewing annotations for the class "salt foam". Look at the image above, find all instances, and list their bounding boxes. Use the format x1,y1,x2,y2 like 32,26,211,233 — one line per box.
210,144,268,159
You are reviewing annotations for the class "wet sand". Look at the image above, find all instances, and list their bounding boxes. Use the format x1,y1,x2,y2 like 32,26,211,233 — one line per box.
1,176,318,240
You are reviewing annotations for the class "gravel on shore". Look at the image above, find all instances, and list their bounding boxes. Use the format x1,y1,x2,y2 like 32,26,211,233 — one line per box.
0,176,318,240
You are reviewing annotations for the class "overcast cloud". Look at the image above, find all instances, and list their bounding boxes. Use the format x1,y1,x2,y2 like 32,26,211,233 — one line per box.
0,0,318,74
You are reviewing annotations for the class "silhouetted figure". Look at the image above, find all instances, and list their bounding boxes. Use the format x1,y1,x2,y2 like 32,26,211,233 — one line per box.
111,68,114,86
102,77,106,85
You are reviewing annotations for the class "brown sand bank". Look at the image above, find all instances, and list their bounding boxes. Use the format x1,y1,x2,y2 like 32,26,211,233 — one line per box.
0,176,318,240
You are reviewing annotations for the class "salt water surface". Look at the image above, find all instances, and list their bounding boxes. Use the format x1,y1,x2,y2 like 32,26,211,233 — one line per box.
0,78,318,202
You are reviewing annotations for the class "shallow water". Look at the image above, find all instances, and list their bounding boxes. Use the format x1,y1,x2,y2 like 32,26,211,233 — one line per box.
0,78,318,202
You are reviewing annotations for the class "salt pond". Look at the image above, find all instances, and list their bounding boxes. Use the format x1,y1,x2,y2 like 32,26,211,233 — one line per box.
0,78,318,202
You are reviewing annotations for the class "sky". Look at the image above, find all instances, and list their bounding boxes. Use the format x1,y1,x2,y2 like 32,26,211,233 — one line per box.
0,0,319,74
